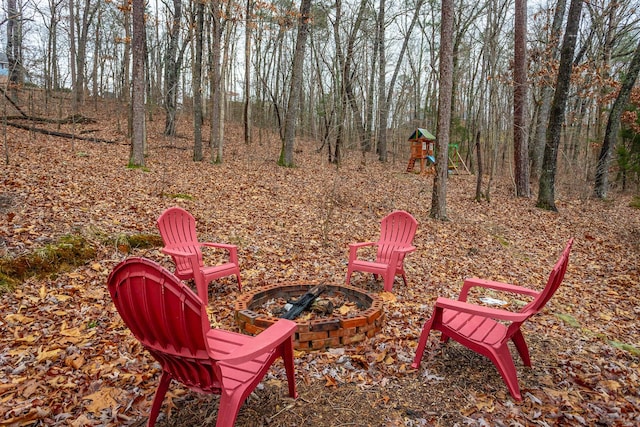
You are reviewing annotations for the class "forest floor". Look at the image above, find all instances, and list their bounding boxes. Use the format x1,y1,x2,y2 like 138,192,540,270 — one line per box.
0,111,639,427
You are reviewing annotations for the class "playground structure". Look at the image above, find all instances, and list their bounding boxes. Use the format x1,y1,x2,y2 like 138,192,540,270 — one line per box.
406,128,470,175
406,128,436,174
447,143,471,175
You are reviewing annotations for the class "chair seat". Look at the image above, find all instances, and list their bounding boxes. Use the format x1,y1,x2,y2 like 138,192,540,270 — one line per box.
207,329,276,393
442,309,507,347
349,260,390,274
202,263,241,281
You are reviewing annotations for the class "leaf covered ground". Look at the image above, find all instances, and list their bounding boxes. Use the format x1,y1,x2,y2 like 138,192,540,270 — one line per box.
0,116,639,426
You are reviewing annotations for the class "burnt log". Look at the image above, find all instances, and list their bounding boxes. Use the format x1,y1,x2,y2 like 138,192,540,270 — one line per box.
281,285,326,320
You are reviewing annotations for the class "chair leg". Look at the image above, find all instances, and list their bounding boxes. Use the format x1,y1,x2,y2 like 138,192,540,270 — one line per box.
488,346,522,401
194,273,210,304
282,342,298,399
235,272,242,292
216,391,244,427
147,371,172,427
383,274,394,292
345,269,353,285
511,330,531,366
411,317,434,369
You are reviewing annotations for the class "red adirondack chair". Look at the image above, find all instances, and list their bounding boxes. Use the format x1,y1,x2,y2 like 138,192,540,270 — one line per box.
107,257,297,427
411,239,573,400
346,210,418,292
157,206,241,301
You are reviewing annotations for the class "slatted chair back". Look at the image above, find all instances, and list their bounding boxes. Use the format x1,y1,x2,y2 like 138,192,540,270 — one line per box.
108,257,296,427
377,210,419,267
156,207,204,278
520,238,573,315
107,257,220,393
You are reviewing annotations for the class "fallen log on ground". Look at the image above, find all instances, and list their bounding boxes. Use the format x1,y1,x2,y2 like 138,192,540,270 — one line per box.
6,121,118,144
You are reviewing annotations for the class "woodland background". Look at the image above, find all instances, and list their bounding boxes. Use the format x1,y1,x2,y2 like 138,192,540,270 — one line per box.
1,0,639,197
0,0,639,426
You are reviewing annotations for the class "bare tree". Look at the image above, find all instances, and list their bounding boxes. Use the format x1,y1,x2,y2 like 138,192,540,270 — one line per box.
72,0,98,106
513,0,529,197
6,0,22,101
243,0,253,145
209,0,223,163
164,0,183,136
130,0,146,166
431,0,454,220
193,0,204,161
537,0,583,211
374,0,426,161
529,0,566,179
375,0,387,161
279,0,312,167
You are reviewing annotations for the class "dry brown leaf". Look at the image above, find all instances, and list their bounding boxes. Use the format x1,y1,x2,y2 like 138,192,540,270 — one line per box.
83,387,119,414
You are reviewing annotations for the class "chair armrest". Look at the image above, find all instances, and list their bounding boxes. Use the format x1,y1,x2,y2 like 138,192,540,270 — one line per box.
161,246,196,259
348,241,377,260
434,297,528,322
348,241,376,250
201,242,238,252
393,245,416,254
459,277,540,301
200,242,239,264
214,319,297,364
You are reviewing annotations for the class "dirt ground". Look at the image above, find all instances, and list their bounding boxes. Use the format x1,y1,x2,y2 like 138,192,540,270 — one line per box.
1,116,639,426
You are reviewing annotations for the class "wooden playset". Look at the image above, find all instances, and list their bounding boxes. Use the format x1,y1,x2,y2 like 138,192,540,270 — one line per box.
405,128,471,175
406,128,436,174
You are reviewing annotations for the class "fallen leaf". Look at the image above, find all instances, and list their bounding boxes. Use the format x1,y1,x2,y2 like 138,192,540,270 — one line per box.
83,387,119,414
36,347,64,362
379,292,396,302
324,375,337,388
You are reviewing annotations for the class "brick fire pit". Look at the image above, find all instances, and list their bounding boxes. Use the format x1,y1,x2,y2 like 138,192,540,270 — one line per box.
235,283,384,350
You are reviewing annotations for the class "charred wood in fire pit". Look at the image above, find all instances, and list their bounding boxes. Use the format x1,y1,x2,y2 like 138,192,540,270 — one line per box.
281,285,327,320
310,298,334,315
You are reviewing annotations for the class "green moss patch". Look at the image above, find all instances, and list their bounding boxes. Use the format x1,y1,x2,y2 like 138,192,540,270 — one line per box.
0,232,164,293
107,233,164,253
0,234,96,292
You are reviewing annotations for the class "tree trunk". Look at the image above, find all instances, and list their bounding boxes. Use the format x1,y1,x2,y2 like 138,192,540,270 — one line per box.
279,0,312,167
536,0,583,211
376,0,387,162
513,0,530,197
122,2,131,134
594,39,640,199
68,0,77,108
431,0,454,220
475,131,483,201
193,0,204,162
210,0,223,163
130,0,145,166
378,0,422,162
530,0,566,179
343,0,370,155
164,0,182,136
6,0,22,101
243,0,253,145
332,0,346,164
91,6,101,109
75,0,97,107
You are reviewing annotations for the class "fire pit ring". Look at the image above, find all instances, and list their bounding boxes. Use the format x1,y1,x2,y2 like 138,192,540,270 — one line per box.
235,283,384,351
